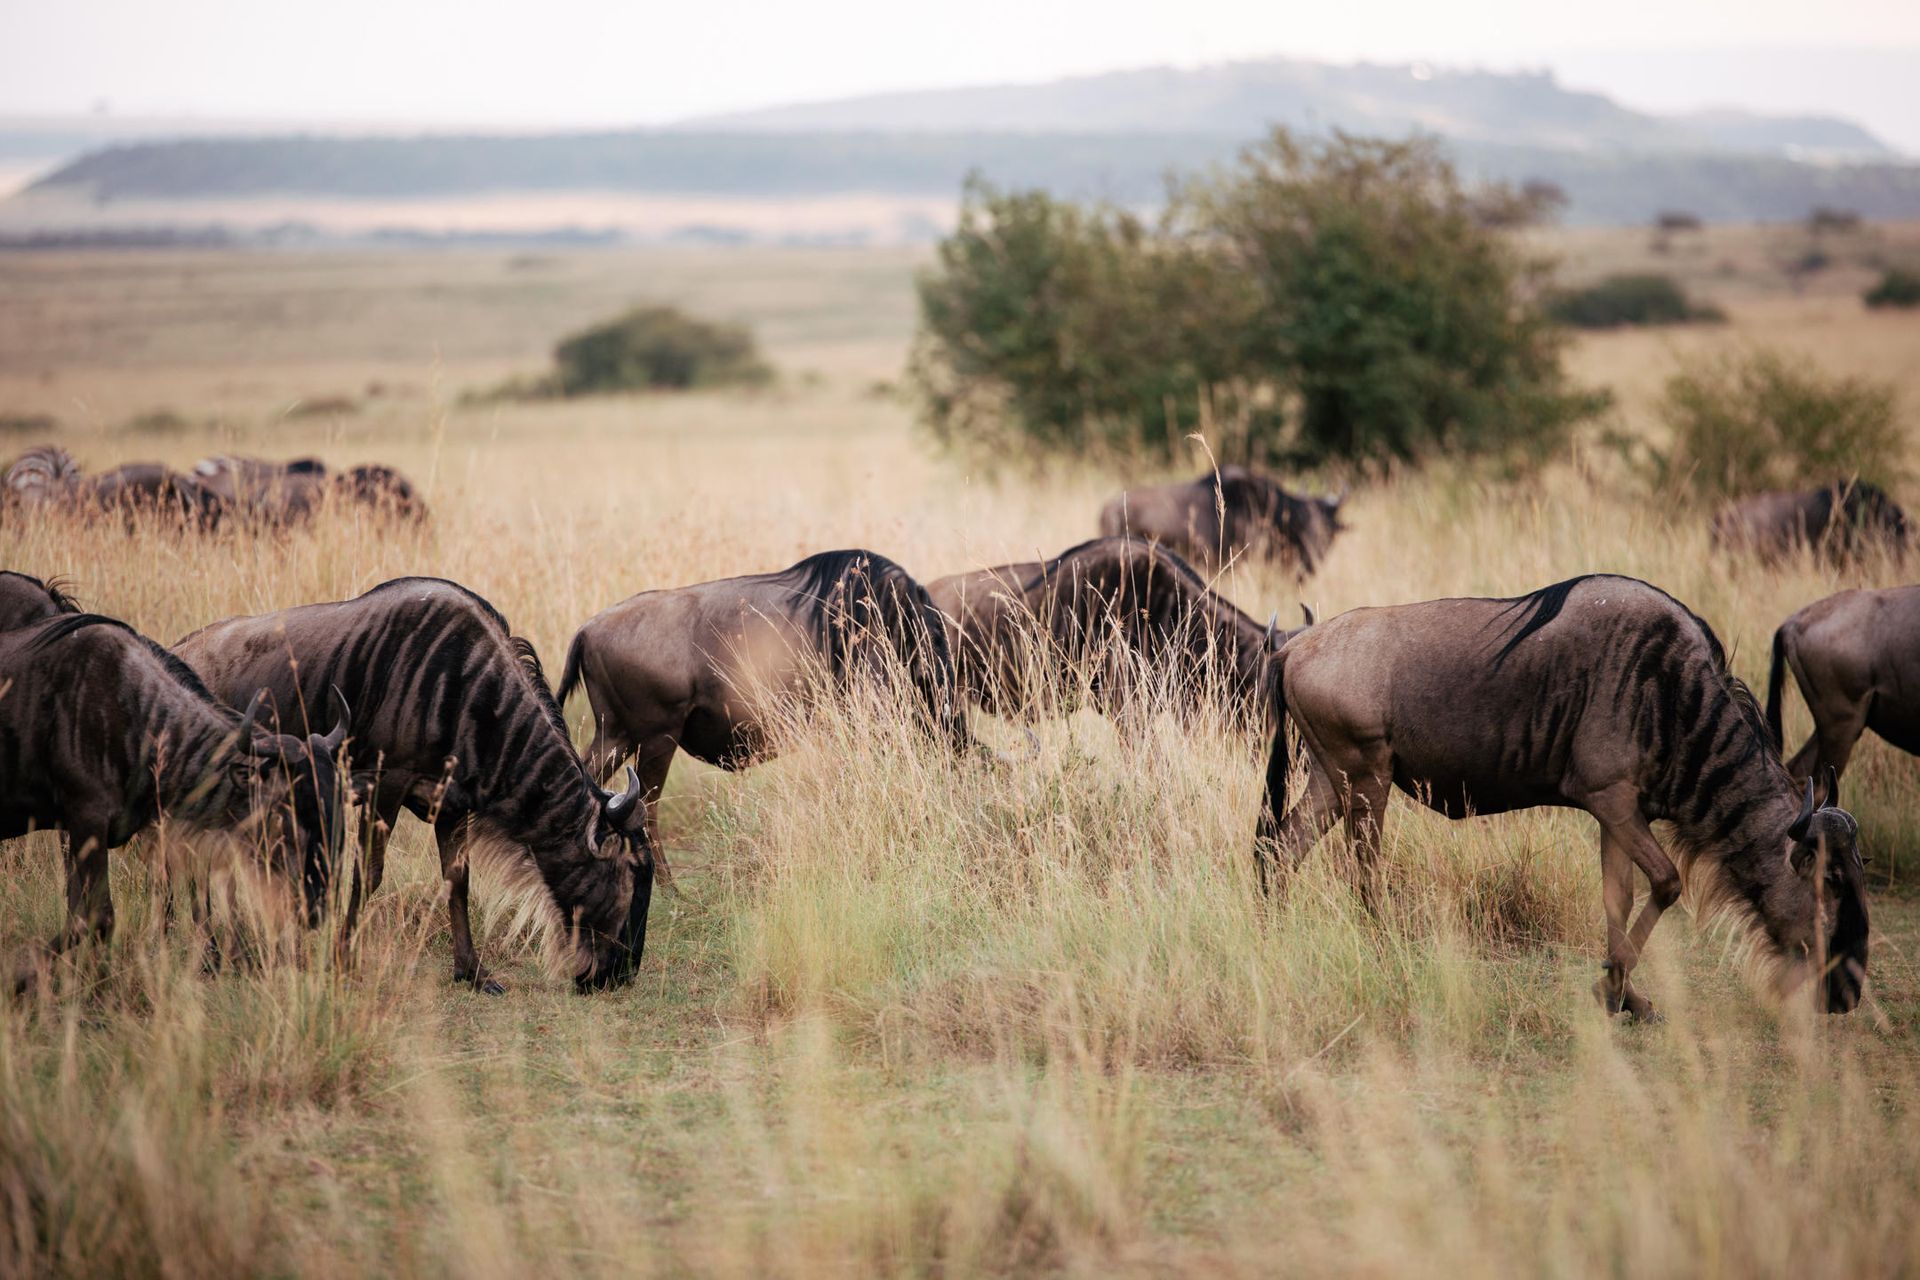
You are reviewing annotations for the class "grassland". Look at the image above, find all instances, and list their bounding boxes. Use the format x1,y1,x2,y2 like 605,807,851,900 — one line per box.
3,224,1920,1276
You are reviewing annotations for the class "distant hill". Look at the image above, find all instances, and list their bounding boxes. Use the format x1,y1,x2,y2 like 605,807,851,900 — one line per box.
682,58,1894,161
20,130,1920,230
11,57,1919,234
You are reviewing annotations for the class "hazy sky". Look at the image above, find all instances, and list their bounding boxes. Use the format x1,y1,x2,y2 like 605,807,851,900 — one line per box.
4,0,1918,140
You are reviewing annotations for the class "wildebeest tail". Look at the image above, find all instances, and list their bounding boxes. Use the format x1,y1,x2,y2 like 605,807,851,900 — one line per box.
557,629,588,706
1254,643,1290,884
1765,623,1791,754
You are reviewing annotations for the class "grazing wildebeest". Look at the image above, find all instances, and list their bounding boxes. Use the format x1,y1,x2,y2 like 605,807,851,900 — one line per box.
336,463,428,522
926,536,1311,727
191,455,333,524
1768,586,1920,785
191,455,426,525
2,612,348,989
76,462,225,527
175,578,650,993
1711,480,1910,564
1258,574,1868,1019
2,445,82,509
1098,466,1347,578
0,571,79,631
559,550,968,848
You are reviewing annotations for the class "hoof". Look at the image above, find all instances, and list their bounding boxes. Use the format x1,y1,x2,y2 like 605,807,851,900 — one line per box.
454,970,507,996
1591,978,1625,1016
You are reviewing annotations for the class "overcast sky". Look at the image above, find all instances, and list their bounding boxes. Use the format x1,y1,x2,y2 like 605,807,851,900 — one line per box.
4,0,1918,147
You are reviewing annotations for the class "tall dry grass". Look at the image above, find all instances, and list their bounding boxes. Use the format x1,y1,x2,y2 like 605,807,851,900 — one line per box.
4,241,1920,1274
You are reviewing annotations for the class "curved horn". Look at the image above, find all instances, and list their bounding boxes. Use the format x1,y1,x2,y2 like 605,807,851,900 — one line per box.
1788,776,1816,841
1300,602,1317,627
234,688,266,747
319,684,351,753
606,764,643,818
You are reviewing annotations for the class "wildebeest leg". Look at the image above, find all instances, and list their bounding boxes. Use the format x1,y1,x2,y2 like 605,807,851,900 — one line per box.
60,828,116,952
632,737,679,865
1595,828,1658,1021
1786,697,1868,785
585,718,638,782
1260,757,1345,896
1342,771,1393,914
337,798,396,965
1585,795,1681,1023
435,809,503,995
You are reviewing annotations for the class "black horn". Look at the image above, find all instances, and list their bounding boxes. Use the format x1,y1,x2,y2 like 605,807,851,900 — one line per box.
319,685,351,753
606,764,643,819
235,688,266,749
1788,776,1817,841
1824,765,1840,811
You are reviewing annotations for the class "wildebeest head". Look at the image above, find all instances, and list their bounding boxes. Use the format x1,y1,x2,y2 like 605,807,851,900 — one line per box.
335,464,427,522
569,765,653,992
229,688,352,925
1764,771,1869,1013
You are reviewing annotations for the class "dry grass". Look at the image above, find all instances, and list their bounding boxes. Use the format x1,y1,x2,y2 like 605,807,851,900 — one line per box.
3,229,1920,1276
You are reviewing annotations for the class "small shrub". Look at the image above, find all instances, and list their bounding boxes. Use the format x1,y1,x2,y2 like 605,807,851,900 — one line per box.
0,412,57,435
1808,206,1863,234
550,305,770,395
284,394,358,419
1652,348,1907,502
1865,267,1920,310
1547,274,1726,330
1655,211,1703,232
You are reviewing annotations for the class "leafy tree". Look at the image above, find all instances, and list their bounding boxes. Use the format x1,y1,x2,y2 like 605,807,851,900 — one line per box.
551,306,769,395
912,131,1604,468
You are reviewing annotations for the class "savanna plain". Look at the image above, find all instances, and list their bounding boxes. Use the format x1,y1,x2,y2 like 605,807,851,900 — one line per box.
3,224,1920,1276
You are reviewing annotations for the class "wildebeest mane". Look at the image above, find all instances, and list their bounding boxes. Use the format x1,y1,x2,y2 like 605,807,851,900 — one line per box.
26,610,225,704
357,575,573,743
1493,575,1779,792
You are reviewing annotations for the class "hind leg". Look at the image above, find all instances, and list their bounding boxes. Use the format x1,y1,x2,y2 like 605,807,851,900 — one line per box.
632,737,678,863
1342,770,1394,915
1595,827,1659,1021
12,827,114,994
1259,756,1346,897
1787,699,1869,785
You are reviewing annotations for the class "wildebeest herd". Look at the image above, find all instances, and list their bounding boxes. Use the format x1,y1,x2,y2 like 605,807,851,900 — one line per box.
0,457,1904,1020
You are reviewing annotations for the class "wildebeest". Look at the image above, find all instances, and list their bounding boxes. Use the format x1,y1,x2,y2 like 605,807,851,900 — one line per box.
1259,574,1868,1019
2,612,348,989
1768,586,1920,784
0,571,79,631
191,455,426,524
76,462,225,527
1098,466,1347,578
1711,480,1910,564
2,445,82,509
560,550,968,848
926,536,1311,727
175,577,650,993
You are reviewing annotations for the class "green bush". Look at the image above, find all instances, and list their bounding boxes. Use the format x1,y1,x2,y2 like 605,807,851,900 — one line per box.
1547,274,1726,329
549,305,770,396
1865,267,1920,310
1652,348,1907,502
912,131,1604,467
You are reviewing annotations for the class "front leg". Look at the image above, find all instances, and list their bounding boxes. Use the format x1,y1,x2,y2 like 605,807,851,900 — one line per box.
1586,790,1682,1024
435,808,504,995
12,827,115,994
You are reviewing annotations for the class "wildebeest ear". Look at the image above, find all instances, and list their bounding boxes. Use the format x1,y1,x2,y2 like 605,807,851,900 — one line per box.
1299,602,1316,627
1787,776,1816,844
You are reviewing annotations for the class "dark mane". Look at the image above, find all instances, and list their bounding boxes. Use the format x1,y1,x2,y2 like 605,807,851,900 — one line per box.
26,611,222,704
1,570,81,613
1489,573,1777,764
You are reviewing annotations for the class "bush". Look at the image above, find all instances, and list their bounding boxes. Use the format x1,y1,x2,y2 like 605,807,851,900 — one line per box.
1652,348,1907,503
1865,267,1920,310
1547,274,1726,330
912,131,1604,467
0,412,57,435
549,305,770,396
